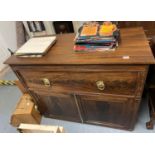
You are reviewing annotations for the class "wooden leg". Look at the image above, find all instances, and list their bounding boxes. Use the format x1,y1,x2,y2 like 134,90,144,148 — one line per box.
146,120,154,129
146,89,154,129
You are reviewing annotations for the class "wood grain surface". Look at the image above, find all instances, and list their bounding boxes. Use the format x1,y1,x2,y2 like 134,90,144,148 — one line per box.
5,27,155,65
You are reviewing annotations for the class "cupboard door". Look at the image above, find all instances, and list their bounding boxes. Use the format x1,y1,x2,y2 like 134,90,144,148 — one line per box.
77,94,136,130
30,90,81,122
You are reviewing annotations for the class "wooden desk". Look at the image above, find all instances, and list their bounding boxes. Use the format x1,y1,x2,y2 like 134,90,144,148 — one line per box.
5,27,155,130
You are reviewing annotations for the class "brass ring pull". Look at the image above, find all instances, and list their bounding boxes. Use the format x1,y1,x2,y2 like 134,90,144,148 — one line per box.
96,81,105,91
42,78,51,87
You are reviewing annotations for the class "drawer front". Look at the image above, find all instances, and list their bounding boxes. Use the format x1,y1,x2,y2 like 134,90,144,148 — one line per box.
18,70,139,96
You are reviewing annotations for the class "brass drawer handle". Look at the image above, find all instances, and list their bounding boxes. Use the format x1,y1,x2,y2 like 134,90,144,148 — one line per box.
42,78,51,87
96,81,105,91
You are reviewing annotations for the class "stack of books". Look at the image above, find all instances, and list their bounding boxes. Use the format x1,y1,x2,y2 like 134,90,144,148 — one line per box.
74,22,120,52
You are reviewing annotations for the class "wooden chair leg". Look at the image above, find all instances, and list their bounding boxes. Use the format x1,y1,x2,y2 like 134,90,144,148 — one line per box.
146,88,155,129
146,119,154,129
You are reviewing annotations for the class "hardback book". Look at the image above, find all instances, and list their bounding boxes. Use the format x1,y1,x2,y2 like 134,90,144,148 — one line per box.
15,36,56,57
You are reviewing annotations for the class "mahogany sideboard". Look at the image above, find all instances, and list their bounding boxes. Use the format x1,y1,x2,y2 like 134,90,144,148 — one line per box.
5,27,155,130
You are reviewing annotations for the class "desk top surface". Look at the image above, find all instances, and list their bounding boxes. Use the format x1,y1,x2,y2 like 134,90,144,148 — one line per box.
5,27,155,65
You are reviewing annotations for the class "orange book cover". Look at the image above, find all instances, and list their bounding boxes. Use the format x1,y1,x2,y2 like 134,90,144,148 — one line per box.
80,25,98,36
99,21,117,36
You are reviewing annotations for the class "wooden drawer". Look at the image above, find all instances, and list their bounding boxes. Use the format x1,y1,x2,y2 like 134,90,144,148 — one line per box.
18,69,139,96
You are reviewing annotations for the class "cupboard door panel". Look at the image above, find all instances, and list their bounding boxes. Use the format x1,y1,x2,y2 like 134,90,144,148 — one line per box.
30,90,81,122
77,94,136,129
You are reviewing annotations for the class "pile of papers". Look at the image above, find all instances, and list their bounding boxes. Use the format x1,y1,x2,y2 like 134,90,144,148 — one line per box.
74,22,120,52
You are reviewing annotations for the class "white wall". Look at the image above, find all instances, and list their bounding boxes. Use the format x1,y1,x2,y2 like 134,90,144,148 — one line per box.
0,21,17,51
0,21,17,71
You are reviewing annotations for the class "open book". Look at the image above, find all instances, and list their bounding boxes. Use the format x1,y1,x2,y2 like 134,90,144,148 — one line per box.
15,36,56,57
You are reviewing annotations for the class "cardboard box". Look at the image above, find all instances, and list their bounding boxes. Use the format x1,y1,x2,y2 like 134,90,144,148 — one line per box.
11,94,41,127
18,123,65,133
